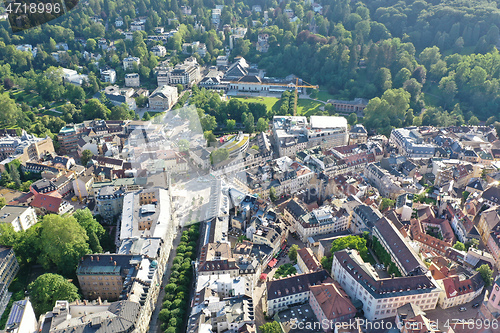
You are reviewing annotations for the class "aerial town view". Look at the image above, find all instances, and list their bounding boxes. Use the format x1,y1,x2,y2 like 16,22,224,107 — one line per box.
0,0,500,333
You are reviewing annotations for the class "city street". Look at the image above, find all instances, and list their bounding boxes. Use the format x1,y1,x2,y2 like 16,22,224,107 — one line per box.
253,241,297,328
149,219,182,333
424,291,488,331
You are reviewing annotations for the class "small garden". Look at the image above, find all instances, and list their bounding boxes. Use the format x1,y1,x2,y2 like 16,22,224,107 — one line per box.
321,233,400,277
371,236,402,277
425,226,443,240
274,263,297,278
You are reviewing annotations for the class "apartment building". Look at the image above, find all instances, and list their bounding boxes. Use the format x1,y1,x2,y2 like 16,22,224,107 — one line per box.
123,56,140,70
76,254,143,300
390,128,436,158
4,298,37,333
350,204,382,233
476,206,500,269
296,206,350,242
198,242,239,277
436,273,484,309
95,186,125,221
265,270,332,315
365,162,409,200
125,73,140,87
57,124,85,154
0,247,20,306
349,124,368,145
282,198,308,231
272,116,348,157
169,61,201,88
0,132,55,163
38,300,141,333
297,248,321,273
0,205,37,232
101,69,116,83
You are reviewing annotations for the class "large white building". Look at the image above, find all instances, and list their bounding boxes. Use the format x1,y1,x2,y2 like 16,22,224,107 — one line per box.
296,206,350,242
148,85,178,110
164,57,201,88
0,205,37,232
331,249,441,321
272,116,348,157
123,56,141,70
101,69,116,84
125,73,140,87
390,128,436,158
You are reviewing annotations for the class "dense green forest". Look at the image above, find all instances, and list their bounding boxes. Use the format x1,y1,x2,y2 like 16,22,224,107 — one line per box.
0,0,499,138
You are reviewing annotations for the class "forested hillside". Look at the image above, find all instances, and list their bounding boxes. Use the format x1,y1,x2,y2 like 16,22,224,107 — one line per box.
0,0,499,138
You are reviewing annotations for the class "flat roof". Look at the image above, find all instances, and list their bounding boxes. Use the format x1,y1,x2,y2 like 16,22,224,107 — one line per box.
0,205,32,224
310,116,347,129
120,188,172,240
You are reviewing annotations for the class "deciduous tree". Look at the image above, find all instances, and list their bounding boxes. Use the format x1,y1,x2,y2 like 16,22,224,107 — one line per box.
28,273,80,315
38,215,91,276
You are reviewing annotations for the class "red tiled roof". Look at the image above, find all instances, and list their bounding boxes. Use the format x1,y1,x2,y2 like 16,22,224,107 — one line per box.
30,193,62,213
310,282,356,321
442,275,474,299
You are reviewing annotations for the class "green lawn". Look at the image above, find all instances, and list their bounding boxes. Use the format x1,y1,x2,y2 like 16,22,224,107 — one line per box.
11,89,44,106
296,99,324,116
42,110,62,117
316,90,336,102
148,111,164,116
421,82,443,108
232,96,280,113
233,96,324,116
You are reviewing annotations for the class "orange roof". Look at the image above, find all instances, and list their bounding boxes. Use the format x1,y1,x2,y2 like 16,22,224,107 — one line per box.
31,193,62,213
442,275,475,299
429,262,448,280
309,282,356,321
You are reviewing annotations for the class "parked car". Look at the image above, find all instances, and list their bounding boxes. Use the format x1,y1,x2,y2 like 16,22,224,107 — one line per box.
459,307,467,312
472,303,480,308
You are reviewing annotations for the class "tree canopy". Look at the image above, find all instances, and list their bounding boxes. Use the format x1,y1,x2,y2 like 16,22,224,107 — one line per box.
260,321,282,333
28,273,80,315
38,214,91,276
477,264,493,287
